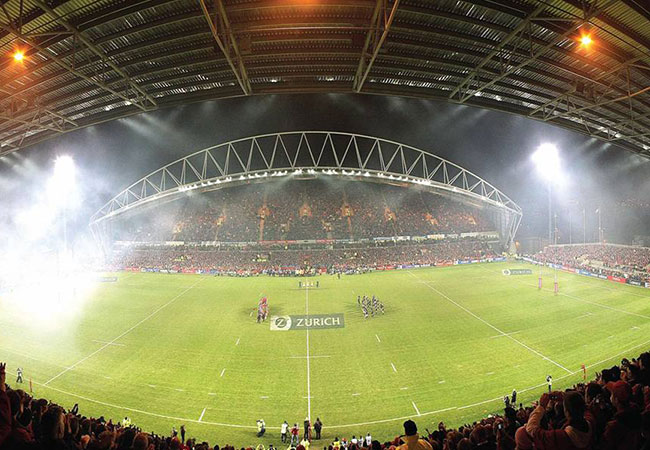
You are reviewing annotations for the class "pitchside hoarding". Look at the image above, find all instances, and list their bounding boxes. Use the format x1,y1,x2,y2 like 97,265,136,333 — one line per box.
502,269,533,275
270,314,345,331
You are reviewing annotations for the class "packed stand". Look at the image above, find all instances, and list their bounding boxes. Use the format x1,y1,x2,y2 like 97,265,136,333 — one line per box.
2,350,650,449
539,244,650,282
112,180,496,244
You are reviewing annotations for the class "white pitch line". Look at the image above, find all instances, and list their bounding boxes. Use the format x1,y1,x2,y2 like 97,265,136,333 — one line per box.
411,401,421,416
199,408,207,422
438,380,446,384
497,266,650,321
92,340,126,347
249,311,253,317
260,396,269,399
490,331,522,338
220,368,226,377
400,387,408,390
485,371,495,375
305,285,312,421
408,271,572,374
375,334,381,343
352,393,361,396
235,338,240,346
576,312,594,319
32,336,650,431
175,388,185,392
632,326,640,330
44,279,203,386
289,355,331,359
391,362,398,373
208,393,217,396
559,290,650,320
147,384,156,388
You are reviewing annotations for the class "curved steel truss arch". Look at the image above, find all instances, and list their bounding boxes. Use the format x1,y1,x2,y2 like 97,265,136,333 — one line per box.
90,131,522,247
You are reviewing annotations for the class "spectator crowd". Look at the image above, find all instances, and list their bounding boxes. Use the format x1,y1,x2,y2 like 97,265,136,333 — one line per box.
539,244,650,282
2,350,650,449
113,181,495,244
110,240,497,275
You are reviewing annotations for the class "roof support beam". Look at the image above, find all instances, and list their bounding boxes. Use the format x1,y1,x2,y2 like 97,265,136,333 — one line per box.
449,0,619,103
529,55,650,117
353,0,400,92
198,0,251,95
30,0,157,109
0,24,152,113
447,3,545,100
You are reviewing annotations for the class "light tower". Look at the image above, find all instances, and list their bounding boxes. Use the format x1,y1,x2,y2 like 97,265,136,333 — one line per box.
532,143,561,294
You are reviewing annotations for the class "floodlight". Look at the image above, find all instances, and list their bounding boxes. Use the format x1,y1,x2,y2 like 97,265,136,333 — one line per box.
531,143,560,182
13,50,24,61
49,155,76,198
579,34,592,46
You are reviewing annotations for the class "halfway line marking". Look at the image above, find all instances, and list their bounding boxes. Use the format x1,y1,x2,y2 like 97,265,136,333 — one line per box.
305,285,312,420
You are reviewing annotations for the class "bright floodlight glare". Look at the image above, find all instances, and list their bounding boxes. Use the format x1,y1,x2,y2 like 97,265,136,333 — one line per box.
580,34,593,46
49,155,76,198
532,143,560,182
13,50,24,61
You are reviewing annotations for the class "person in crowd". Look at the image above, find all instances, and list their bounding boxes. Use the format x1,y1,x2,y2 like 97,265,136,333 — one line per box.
397,420,431,450
524,390,593,449
1,351,650,450
601,380,643,450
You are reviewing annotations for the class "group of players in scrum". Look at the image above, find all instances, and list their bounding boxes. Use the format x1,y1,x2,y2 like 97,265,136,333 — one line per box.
357,295,385,318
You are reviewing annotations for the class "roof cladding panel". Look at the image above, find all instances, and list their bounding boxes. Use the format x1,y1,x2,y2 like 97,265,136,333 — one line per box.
0,0,649,156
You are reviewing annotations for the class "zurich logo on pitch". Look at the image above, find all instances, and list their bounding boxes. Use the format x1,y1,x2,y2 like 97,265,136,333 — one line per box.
270,315,292,331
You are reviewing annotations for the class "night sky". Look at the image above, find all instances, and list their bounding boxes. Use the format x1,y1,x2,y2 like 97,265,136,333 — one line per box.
1,93,648,243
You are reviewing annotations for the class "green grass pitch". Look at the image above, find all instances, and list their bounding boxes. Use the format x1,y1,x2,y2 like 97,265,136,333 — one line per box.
1,261,650,445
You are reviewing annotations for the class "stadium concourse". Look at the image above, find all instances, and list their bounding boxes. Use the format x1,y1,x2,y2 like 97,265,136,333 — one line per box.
1,351,650,450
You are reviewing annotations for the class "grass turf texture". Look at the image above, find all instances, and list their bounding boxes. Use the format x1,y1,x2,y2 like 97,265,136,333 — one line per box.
1,261,650,445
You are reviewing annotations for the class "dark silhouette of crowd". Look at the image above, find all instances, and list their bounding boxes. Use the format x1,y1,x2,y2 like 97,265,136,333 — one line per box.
113,181,495,244
2,350,649,449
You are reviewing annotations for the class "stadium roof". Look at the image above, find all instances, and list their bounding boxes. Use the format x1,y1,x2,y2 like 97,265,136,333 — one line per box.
0,0,649,157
